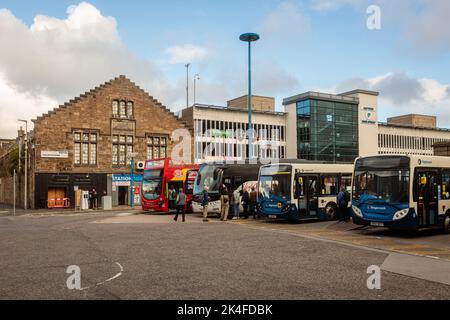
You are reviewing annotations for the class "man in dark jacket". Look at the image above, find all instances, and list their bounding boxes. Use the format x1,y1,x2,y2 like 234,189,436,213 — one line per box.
241,189,250,219
337,186,349,222
202,186,209,222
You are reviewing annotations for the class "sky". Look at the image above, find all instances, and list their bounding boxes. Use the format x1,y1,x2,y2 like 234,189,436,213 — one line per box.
0,0,449,138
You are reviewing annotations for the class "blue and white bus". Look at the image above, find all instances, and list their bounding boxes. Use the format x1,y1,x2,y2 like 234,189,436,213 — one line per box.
258,161,353,221
351,155,450,233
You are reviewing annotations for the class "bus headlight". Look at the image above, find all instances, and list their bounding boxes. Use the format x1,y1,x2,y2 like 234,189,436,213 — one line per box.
393,208,409,220
352,205,363,218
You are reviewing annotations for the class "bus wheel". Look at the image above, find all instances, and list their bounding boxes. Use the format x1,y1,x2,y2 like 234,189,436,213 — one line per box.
325,203,338,221
444,215,450,234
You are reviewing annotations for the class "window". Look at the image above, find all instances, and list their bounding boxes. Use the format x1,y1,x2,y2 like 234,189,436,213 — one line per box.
442,170,450,199
127,102,133,118
112,134,134,166
321,174,338,196
112,101,119,117
120,101,126,118
74,130,97,165
147,134,168,160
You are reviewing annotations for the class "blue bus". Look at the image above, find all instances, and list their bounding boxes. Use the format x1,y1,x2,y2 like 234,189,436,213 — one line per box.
258,160,353,221
351,155,450,233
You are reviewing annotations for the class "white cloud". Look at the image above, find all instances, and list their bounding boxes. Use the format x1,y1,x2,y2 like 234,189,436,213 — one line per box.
333,72,450,125
0,2,177,138
165,44,209,64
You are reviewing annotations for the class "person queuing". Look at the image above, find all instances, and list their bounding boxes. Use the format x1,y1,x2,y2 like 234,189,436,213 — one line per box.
89,187,98,210
232,190,240,220
220,184,230,221
241,188,250,219
337,186,350,222
174,188,187,222
202,186,209,222
249,186,258,219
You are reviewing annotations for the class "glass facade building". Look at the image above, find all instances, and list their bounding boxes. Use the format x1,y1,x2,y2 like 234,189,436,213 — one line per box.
296,98,359,163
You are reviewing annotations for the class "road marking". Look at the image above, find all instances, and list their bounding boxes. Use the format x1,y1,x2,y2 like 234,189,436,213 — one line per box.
80,262,123,291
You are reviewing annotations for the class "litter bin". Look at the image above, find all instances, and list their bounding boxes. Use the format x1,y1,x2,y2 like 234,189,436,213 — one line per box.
102,196,112,210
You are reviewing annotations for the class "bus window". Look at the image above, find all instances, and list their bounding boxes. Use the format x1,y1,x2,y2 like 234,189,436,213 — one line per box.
442,170,450,199
340,174,352,193
320,174,338,196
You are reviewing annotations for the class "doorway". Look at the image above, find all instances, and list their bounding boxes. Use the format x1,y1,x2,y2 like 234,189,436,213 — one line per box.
416,170,439,226
118,186,129,205
297,175,319,217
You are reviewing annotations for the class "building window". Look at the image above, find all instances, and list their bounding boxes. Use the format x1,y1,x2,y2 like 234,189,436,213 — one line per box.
74,130,97,165
112,101,119,117
127,102,134,118
112,134,134,166
147,134,168,159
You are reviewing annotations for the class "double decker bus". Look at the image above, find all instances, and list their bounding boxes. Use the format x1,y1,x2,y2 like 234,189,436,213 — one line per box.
141,158,198,213
352,155,450,233
257,160,353,221
192,161,260,215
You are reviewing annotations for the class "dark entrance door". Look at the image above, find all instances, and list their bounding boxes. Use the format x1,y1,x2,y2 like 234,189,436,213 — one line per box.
416,170,439,226
297,175,319,217
118,186,129,206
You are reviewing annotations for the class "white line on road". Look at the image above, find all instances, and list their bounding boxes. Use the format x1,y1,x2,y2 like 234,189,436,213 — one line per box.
80,262,124,291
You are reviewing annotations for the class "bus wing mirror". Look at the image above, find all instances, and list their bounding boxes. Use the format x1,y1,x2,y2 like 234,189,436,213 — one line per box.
213,169,220,180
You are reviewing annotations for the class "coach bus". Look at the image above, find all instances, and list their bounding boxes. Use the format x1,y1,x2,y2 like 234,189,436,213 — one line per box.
192,161,260,216
351,155,450,233
141,158,198,213
257,160,353,221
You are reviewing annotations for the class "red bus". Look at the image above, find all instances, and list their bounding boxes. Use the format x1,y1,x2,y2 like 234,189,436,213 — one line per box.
141,158,198,212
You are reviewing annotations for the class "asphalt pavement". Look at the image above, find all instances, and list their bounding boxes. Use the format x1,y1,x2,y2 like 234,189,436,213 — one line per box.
0,212,449,299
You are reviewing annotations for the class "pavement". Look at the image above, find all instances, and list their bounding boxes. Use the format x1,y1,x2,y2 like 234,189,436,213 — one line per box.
0,211,449,299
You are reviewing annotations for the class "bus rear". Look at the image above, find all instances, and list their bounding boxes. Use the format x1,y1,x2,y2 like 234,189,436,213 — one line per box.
351,155,414,229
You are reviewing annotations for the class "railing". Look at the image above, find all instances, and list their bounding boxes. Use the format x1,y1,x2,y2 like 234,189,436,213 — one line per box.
48,198,70,209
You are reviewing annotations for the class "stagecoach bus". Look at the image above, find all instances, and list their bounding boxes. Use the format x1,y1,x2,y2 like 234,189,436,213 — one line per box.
192,161,260,216
352,155,450,233
258,160,353,221
141,158,198,212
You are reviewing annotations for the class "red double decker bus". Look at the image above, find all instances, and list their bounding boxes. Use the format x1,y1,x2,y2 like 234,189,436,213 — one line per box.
141,158,198,212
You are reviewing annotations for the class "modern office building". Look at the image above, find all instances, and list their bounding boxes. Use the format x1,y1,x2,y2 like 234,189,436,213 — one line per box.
179,95,287,163
284,89,450,162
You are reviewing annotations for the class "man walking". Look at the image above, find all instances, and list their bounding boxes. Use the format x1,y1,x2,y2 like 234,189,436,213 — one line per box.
202,186,209,222
232,190,240,220
174,188,187,222
220,184,230,221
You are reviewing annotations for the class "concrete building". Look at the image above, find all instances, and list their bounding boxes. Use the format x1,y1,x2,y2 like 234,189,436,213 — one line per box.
433,141,450,156
0,75,189,209
284,89,450,162
180,95,287,163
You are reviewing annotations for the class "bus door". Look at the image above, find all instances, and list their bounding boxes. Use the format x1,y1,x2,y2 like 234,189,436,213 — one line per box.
297,175,319,217
416,170,439,226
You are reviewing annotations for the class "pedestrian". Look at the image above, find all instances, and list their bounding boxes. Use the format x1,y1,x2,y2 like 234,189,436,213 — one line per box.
90,187,98,210
337,186,349,222
249,186,258,219
202,186,209,222
174,188,187,222
168,187,177,211
220,184,230,221
232,190,240,220
229,187,236,218
241,188,250,219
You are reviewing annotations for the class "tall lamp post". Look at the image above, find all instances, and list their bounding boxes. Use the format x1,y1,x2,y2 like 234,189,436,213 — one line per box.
129,152,137,209
239,33,260,160
193,74,200,106
185,63,190,108
18,119,28,209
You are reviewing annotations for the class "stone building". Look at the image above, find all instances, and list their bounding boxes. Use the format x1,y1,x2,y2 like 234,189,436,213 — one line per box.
0,75,189,209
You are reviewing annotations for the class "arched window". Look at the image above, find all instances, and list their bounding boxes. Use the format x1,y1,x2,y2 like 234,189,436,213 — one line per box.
127,102,133,118
120,101,126,118
112,100,119,117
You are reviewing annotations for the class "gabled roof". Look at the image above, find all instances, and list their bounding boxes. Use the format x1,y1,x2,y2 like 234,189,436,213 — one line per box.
32,75,187,128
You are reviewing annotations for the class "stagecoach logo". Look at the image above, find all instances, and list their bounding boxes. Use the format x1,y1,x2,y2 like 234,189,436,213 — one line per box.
368,205,387,210
277,203,282,209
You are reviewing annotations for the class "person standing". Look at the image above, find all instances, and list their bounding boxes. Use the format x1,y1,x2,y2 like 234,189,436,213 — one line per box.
90,187,98,210
337,186,349,222
174,188,187,222
168,187,176,211
241,188,250,219
232,190,240,220
249,186,258,219
202,186,209,222
220,184,230,221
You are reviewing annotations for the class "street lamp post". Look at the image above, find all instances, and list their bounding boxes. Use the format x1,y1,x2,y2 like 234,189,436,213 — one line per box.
194,74,200,105
18,120,28,209
239,33,260,160
129,152,137,209
185,63,190,108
